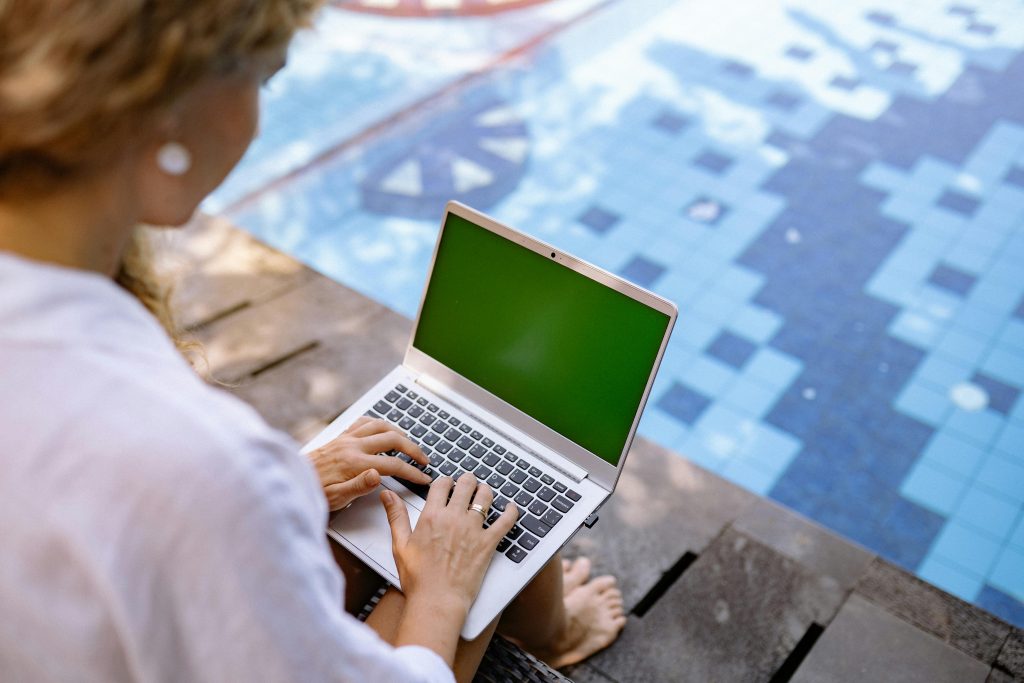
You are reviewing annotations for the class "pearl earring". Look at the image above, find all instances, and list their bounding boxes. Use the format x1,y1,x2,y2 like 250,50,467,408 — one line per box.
156,142,192,176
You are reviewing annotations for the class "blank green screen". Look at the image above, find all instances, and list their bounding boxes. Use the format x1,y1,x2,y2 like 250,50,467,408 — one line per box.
413,213,670,465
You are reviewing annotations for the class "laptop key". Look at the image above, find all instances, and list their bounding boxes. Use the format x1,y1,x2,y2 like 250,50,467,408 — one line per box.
450,449,467,463
486,511,500,526
395,477,429,499
364,410,381,419
457,436,474,449
496,461,513,476
514,491,534,508
427,404,439,413
482,438,495,448
540,474,554,486
566,489,582,502
483,453,500,467
448,416,461,426
420,413,436,426
528,500,547,517
494,445,507,455
396,384,408,393
373,400,390,414
504,452,518,463
416,397,428,407
460,456,477,470
439,411,450,420
537,487,556,502
399,417,415,430
474,465,492,480
553,481,567,493
518,533,539,551
445,428,461,441
523,478,541,493
439,462,456,476
493,496,509,512
497,538,511,553
397,453,412,463
408,406,423,418
469,444,487,458
487,473,505,489
506,546,527,564
431,421,447,434
552,496,574,513
436,441,453,454
500,483,518,498
507,525,523,540
429,454,444,467
411,424,427,438
407,391,418,399
516,460,529,470
385,392,400,403
528,466,542,478
459,423,472,434
423,433,440,446
397,398,412,410
541,509,564,527
509,469,527,484
520,515,551,538
387,410,403,422
471,431,484,441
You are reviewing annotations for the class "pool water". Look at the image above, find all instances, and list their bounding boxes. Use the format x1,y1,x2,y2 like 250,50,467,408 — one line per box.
208,0,1024,626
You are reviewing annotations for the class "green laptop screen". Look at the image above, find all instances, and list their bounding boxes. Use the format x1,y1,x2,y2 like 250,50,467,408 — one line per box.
413,213,671,466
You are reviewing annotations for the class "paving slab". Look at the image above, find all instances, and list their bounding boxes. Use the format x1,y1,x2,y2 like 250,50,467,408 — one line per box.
792,593,991,682
588,528,845,682
856,558,1011,664
993,628,1024,680
567,440,756,611
733,497,876,592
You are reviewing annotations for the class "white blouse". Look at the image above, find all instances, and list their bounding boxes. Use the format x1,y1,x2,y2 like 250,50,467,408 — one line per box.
0,252,454,683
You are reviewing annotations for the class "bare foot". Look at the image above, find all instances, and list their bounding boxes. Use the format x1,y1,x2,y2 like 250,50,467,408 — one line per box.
540,558,627,669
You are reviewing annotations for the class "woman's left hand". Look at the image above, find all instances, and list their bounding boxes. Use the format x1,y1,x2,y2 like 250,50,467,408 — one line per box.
308,416,431,511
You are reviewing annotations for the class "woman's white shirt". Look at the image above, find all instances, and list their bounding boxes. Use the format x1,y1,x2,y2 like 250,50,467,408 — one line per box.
0,252,454,683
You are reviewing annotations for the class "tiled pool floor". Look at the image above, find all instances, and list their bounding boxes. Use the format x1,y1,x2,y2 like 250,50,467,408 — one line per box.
209,0,1024,626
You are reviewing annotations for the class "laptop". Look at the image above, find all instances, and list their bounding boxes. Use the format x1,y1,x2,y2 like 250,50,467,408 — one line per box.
301,201,677,639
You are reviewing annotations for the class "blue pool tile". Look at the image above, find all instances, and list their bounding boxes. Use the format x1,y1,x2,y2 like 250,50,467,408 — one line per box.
894,382,952,427
656,382,711,425
935,328,989,364
947,5,975,17
1005,165,1024,189
720,458,776,495
651,110,690,135
981,347,1024,387
721,59,754,79
693,150,734,175
620,255,667,288
577,205,620,235
975,454,1024,503
971,372,1020,415
681,355,736,397
900,460,966,515
829,75,861,91
955,486,1019,538
684,196,730,226
886,61,918,77
721,379,781,418
929,519,1003,577
915,354,972,391
865,10,897,26
919,557,982,602
920,431,986,478
976,585,1024,627
928,263,977,296
936,189,981,216
746,347,802,387
706,331,757,369
996,423,1024,457
966,22,996,37
989,547,1024,602
871,38,900,53
1012,515,1024,549
946,408,1004,448
727,305,782,344
784,45,814,62
877,499,947,571
765,90,802,112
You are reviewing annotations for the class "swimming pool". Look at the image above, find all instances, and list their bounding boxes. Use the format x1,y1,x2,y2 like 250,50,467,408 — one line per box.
208,0,1024,626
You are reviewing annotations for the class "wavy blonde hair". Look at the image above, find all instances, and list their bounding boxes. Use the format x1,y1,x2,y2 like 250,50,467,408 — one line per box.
0,0,320,357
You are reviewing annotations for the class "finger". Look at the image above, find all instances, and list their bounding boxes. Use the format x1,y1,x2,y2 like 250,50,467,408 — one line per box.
323,469,381,510
448,472,477,509
487,502,519,539
381,490,412,549
371,456,431,484
425,475,453,512
343,416,376,434
360,432,428,466
470,482,494,511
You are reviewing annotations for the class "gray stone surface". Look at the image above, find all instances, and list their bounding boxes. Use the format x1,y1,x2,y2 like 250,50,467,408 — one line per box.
994,628,1024,680
792,594,991,683
562,663,617,683
856,558,1011,663
733,497,876,591
588,529,845,682
567,439,755,611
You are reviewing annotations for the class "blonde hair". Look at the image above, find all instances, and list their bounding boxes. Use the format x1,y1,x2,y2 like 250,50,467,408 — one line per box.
1,0,320,358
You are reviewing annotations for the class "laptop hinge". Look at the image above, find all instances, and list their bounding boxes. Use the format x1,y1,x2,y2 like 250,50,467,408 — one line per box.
414,375,587,484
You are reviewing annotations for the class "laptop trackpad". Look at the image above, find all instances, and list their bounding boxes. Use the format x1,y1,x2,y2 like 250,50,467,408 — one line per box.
328,489,421,582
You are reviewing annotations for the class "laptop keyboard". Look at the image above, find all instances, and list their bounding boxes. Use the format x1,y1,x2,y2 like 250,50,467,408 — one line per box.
366,383,582,564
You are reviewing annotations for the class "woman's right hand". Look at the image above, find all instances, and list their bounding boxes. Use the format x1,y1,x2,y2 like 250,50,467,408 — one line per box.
381,474,519,622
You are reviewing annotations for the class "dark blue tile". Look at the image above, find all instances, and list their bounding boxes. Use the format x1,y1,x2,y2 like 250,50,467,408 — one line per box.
936,188,981,216
656,383,711,425
871,39,901,53
947,4,976,18
967,22,996,36
971,372,1020,415
684,196,730,226
928,263,976,296
886,61,918,77
620,255,667,288
1004,165,1024,188
866,10,897,26
706,331,758,369
651,110,690,135
722,59,754,78
766,90,803,111
830,75,861,91
976,585,1024,628
693,150,734,175
875,498,946,571
577,205,620,235
1015,296,1024,320
784,45,814,61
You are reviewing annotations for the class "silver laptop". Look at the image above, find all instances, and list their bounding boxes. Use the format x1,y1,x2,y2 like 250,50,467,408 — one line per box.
302,201,676,639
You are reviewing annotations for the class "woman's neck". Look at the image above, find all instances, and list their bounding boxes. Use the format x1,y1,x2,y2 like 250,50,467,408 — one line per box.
0,173,138,276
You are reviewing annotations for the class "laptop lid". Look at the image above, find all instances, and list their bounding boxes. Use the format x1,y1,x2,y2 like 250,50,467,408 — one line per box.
404,202,677,491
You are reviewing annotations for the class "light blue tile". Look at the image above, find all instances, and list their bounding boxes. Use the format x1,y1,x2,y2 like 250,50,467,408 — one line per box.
682,356,737,397
954,486,1020,538
951,304,1008,339
675,430,729,473
989,546,1024,601
915,354,973,392
929,519,1003,577
935,328,991,365
746,347,802,388
900,461,966,516
727,304,783,344
975,454,1024,504
999,320,1024,351
918,556,984,602
720,458,777,496
739,422,801,474
981,347,1024,387
945,409,1006,448
674,316,721,352
638,410,690,447
995,423,1024,458
894,382,952,428
721,379,782,419
920,431,986,478
889,309,942,349
1011,516,1024,550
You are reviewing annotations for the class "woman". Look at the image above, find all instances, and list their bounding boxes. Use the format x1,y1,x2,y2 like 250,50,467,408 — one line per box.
0,1,626,681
